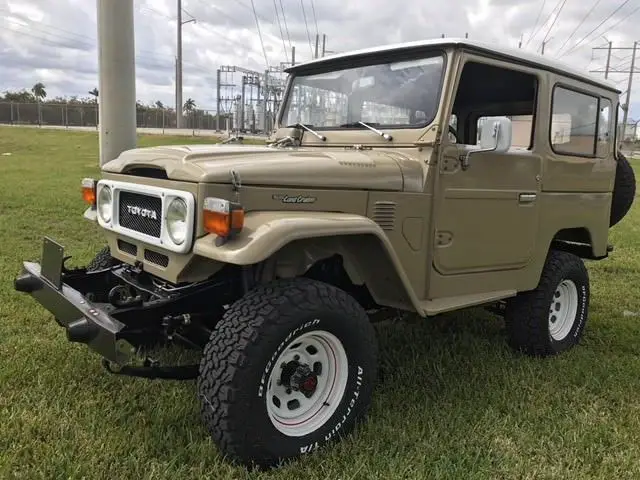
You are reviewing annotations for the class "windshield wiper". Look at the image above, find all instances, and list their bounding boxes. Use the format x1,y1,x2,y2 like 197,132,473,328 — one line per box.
339,121,393,141
287,123,326,141
358,121,393,141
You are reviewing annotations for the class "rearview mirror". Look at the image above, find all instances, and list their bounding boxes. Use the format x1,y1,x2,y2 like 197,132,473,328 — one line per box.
462,116,512,170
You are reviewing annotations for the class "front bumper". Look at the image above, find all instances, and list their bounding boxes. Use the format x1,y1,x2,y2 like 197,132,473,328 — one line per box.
14,237,135,364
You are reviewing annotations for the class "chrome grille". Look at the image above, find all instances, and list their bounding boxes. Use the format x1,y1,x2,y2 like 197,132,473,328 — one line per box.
118,191,162,238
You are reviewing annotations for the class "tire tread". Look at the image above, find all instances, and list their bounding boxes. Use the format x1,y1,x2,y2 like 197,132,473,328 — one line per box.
197,277,377,467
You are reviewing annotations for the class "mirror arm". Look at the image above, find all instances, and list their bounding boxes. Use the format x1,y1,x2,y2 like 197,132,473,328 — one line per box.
460,122,501,171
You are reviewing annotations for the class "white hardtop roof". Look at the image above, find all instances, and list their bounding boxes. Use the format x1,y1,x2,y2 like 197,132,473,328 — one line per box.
285,37,619,93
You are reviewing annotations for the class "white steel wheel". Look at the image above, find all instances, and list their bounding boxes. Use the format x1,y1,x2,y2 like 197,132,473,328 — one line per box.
548,279,578,341
266,329,348,437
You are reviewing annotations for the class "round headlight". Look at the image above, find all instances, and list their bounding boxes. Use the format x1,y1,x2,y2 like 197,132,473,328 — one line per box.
97,185,112,222
166,197,188,245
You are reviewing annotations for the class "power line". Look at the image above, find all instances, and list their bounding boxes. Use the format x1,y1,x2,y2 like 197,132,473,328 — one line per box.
250,0,269,68
272,0,288,61
555,0,602,54
525,0,547,47
278,0,293,51
540,0,569,53
532,0,564,50
300,0,314,56
309,0,319,38
558,0,633,58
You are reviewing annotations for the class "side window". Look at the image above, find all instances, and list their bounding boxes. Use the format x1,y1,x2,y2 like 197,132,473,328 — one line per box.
450,60,537,148
597,98,612,156
550,86,598,156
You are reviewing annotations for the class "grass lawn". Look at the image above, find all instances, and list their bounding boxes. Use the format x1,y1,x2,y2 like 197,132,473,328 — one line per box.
1,126,640,479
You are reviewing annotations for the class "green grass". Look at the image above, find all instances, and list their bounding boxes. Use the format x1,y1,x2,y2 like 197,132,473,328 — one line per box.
1,126,640,479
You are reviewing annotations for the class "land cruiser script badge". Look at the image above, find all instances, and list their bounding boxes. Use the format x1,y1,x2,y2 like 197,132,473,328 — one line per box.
126,205,158,219
272,194,317,204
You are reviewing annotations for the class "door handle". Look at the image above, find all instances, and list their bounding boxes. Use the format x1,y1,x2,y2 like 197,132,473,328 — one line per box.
519,193,537,204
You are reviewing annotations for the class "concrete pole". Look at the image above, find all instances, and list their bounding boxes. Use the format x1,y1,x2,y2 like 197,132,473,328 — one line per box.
292,45,296,65
97,0,136,167
322,34,326,56
622,41,637,134
314,34,319,59
240,76,246,132
176,0,183,128
216,69,221,132
604,41,612,80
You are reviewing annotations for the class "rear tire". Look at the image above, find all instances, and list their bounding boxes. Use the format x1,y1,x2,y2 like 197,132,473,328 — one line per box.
197,277,378,469
505,250,589,357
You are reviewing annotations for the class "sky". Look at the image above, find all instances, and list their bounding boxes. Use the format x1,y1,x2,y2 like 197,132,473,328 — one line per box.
1,0,639,120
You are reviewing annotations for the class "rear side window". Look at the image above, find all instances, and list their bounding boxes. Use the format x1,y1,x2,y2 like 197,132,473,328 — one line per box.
550,86,598,156
597,98,613,157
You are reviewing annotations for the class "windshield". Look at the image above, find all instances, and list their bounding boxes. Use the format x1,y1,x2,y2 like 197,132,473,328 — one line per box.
280,53,445,130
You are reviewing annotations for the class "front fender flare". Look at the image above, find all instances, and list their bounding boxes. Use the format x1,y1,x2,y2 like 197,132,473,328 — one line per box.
193,211,423,313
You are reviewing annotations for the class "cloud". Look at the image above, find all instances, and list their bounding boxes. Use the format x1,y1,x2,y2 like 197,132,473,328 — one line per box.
1,0,639,118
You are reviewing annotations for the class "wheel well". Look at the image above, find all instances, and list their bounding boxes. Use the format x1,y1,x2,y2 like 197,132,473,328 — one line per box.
551,227,602,259
303,254,378,310
253,235,417,312
553,227,592,244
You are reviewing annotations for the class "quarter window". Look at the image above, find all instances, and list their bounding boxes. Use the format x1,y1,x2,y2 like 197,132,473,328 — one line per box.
550,86,599,156
597,98,612,156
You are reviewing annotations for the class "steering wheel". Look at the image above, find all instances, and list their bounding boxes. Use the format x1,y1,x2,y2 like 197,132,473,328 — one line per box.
448,125,458,143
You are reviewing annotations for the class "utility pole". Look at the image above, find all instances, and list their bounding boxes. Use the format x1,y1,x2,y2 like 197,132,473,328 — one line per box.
176,0,195,129
541,41,546,55
322,34,326,57
176,0,183,128
604,41,612,79
96,0,136,167
291,45,296,65
623,42,637,132
314,34,319,59
590,42,639,139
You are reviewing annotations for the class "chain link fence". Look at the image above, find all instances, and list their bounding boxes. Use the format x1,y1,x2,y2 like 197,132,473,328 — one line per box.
0,102,260,133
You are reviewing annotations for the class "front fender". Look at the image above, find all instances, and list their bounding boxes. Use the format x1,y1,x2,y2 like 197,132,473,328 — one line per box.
192,211,423,314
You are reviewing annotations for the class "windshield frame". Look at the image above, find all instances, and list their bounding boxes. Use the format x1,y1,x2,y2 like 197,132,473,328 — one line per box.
276,48,448,133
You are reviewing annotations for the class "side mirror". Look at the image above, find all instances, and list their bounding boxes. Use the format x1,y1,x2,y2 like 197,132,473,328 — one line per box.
461,116,512,170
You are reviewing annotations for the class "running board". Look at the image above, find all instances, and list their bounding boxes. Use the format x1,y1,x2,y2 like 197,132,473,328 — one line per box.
420,290,516,316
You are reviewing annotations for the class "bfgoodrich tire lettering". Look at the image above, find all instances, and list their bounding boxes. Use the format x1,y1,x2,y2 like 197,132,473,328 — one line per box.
197,277,378,468
505,250,589,356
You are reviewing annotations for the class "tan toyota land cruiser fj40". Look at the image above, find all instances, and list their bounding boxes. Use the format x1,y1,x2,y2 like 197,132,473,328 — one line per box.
14,38,636,468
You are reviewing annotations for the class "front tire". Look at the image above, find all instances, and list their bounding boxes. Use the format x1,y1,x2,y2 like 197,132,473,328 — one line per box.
197,277,378,469
505,250,589,357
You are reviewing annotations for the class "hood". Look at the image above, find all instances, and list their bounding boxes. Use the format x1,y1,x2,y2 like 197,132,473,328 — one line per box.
101,144,413,191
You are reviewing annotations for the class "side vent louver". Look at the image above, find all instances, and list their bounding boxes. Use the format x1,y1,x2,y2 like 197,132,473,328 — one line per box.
373,201,397,230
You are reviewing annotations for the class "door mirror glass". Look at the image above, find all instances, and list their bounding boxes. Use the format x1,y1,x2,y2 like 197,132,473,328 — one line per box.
478,116,512,152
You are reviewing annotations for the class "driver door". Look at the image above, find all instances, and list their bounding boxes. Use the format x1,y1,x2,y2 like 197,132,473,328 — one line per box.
432,57,543,276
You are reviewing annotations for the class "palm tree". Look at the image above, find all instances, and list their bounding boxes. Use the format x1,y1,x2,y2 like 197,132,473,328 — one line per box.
31,82,46,125
183,98,196,132
88,88,99,103
155,100,164,109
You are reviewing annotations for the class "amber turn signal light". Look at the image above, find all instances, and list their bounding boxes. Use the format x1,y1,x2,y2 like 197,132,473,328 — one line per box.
203,197,244,238
82,178,97,205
